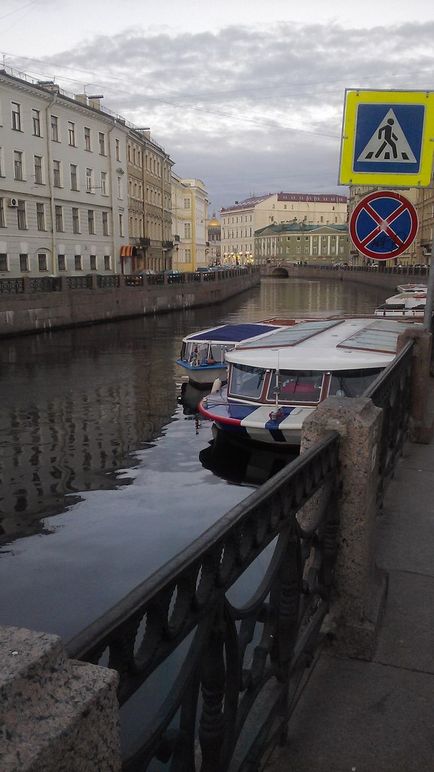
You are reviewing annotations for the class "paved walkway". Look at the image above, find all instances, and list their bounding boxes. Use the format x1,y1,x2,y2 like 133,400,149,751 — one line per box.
265,381,434,772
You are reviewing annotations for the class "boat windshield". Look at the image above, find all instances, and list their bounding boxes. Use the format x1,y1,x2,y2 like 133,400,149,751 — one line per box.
266,370,324,403
229,364,267,399
182,341,232,364
329,368,383,397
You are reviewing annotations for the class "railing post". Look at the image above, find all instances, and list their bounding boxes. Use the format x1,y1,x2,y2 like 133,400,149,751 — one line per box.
398,327,433,443
300,397,386,660
0,625,121,771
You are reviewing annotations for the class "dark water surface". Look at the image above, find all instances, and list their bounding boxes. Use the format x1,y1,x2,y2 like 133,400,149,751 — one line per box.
0,278,386,639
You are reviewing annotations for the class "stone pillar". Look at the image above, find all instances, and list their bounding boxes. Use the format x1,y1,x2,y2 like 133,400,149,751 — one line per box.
398,327,433,443
300,397,386,660
0,625,121,771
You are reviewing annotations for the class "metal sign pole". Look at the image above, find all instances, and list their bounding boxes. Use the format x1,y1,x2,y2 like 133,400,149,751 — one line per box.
423,229,434,330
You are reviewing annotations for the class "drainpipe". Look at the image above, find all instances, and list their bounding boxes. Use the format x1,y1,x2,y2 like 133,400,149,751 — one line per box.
44,96,57,274
106,122,117,273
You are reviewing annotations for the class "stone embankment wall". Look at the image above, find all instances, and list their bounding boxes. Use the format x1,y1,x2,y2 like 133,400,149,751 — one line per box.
261,264,426,292
0,270,259,338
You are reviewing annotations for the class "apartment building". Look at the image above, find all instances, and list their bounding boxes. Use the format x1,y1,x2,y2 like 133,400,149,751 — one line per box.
414,178,434,261
0,68,130,277
221,192,347,264
172,175,208,272
125,128,174,273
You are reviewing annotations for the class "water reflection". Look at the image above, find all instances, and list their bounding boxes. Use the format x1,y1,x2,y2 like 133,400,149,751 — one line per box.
200,429,297,487
0,278,386,547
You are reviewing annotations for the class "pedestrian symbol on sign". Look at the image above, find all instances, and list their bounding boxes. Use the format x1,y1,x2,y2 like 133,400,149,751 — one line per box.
357,109,417,164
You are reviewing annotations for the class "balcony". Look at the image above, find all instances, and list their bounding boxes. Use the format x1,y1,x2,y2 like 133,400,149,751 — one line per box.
162,240,174,250
139,237,151,248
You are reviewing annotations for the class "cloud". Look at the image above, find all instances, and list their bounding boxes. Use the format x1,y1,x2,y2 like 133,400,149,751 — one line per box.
21,20,434,211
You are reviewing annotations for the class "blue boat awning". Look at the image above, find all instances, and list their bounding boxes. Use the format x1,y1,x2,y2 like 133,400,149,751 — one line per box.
187,323,277,343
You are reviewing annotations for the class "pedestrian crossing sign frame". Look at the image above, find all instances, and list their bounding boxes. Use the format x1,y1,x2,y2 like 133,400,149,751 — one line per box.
339,89,434,187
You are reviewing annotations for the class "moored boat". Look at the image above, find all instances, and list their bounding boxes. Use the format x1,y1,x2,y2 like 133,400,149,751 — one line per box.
176,322,282,387
396,283,427,294
375,291,426,318
198,317,419,448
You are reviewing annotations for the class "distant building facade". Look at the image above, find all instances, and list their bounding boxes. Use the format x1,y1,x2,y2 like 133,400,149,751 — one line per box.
221,193,348,265
0,68,129,277
255,222,349,263
207,214,221,264
172,175,208,271
414,178,433,262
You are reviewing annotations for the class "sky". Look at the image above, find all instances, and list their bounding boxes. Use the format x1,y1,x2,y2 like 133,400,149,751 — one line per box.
2,0,434,213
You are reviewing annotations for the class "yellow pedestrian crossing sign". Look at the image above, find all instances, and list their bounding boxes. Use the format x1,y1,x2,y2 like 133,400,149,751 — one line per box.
339,90,434,187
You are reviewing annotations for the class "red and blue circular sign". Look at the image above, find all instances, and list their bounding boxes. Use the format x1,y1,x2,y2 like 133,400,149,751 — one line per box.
349,190,418,260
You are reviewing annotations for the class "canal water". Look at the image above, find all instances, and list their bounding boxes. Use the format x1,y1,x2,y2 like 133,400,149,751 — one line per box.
0,278,387,640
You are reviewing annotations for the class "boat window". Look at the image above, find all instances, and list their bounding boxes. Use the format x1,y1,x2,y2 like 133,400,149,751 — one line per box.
329,368,383,397
229,364,266,399
208,343,232,363
266,370,324,403
184,342,209,365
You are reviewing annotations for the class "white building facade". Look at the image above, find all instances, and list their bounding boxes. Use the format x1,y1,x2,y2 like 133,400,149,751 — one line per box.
0,69,129,278
221,192,348,264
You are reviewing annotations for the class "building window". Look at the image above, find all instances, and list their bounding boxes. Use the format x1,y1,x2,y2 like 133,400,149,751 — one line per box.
184,198,190,209
11,102,21,131
19,253,29,271
184,223,191,239
0,198,5,228
117,176,122,198
119,213,124,236
32,108,41,137
17,200,26,230
100,171,107,195
104,254,111,270
53,159,61,187
58,254,66,271
51,115,59,141
115,139,120,161
72,207,80,233
0,253,8,271
38,253,48,271
55,205,64,231
88,209,95,234
34,155,43,184
68,121,76,146
36,202,46,231
75,254,82,270
98,132,106,155
86,168,93,192
185,248,191,261
70,163,78,190
84,127,91,151
90,254,97,270
14,150,23,180
102,211,109,236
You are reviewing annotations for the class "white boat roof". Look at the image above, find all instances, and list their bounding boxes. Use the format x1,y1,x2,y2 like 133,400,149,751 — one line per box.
226,317,419,371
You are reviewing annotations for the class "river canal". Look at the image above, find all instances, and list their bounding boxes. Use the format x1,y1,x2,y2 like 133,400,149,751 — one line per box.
0,277,386,640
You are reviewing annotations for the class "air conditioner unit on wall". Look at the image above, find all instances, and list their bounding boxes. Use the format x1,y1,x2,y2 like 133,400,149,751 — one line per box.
8,197,18,208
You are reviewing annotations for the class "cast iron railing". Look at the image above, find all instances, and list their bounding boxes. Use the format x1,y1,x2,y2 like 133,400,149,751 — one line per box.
66,434,340,771
363,339,414,506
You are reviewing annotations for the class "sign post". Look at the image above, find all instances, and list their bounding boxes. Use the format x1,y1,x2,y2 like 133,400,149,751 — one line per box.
339,89,434,328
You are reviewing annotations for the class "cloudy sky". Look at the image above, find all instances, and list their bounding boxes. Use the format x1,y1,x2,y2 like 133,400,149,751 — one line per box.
2,0,434,212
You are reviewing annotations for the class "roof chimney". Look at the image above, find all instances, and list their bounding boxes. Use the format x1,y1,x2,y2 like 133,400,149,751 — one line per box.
88,94,104,110
37,81,60,95
74,93,88,106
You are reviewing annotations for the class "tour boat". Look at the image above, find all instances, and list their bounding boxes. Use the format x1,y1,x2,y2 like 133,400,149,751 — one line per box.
396,283,427,294
375,291,427,319
176,322,282,387
198,317,418,448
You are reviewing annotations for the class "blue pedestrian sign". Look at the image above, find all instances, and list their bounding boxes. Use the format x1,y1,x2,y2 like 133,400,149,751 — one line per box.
339,90,434,187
